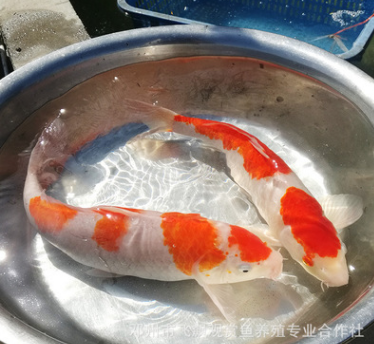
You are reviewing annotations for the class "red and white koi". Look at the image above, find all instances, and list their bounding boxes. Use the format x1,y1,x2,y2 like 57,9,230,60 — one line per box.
25,189,282,282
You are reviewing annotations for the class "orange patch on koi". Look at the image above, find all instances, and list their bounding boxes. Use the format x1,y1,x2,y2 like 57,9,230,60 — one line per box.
161,213,226,276
280,187,341,266
92,209,129,252
174,115,291,179
228,225,272,262
29,196,77,233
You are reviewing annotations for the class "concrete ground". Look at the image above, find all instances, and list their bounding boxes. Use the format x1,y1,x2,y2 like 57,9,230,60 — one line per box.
0,0,89,71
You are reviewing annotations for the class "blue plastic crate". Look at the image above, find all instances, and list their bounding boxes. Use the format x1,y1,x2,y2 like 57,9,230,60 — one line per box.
118,0,374,59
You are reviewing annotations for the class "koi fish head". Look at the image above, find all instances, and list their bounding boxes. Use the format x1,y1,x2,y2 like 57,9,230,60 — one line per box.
194,225,283,285
280,228,348,287
306,248,348,287
161,213,282,284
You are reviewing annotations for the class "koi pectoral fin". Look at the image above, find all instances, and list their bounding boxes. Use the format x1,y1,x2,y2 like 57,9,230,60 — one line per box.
191,260,239,323
197,278,307,323
320,194,364,232
197,281,239,323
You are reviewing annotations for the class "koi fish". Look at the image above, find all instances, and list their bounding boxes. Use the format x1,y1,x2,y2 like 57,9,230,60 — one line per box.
23,102,283,322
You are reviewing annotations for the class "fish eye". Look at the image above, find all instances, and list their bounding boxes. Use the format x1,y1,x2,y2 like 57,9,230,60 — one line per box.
238,264,252,273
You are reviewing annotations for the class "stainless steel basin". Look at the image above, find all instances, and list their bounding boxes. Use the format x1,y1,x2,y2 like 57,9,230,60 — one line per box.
0,25,374,344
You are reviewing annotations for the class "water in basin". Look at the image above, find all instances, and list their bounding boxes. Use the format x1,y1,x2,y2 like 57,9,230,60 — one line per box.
0,56,373,343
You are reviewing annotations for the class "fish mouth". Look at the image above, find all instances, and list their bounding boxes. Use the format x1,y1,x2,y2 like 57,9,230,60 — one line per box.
315,266,349,287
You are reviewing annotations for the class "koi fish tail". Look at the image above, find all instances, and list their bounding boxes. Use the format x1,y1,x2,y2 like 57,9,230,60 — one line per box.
121,99,175,132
